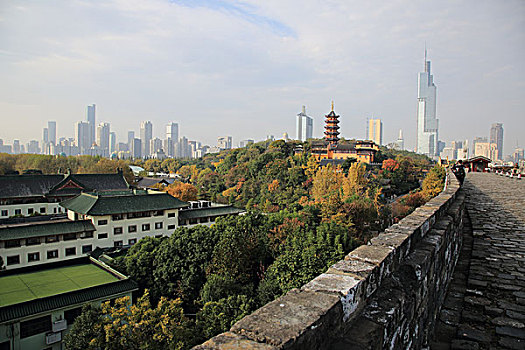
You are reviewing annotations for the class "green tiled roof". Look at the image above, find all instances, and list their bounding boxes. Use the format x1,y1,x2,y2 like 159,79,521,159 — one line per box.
179,206,244,220
60,192,189,215
0,259,138,323
0,219,95,240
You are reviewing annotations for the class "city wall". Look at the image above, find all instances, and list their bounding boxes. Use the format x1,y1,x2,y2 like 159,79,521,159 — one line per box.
194,171,464,349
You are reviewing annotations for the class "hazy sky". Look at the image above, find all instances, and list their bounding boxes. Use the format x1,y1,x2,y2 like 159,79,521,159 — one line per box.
1,0,524,155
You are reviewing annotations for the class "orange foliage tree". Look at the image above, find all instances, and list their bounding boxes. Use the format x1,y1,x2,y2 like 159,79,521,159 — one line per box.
166,182,198,201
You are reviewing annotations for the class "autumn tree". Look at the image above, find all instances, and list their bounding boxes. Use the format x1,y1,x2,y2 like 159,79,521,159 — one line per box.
166,181,198,201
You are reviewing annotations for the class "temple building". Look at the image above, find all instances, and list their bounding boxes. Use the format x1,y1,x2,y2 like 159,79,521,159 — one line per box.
309,103,379,164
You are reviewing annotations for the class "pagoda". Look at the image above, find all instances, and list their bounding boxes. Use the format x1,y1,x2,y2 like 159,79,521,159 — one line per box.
324,101,340,149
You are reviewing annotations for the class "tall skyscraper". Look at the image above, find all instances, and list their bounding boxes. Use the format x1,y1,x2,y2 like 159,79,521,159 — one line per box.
42,128,49,145
416,50,439,157
97,122,110,157
13,140,20,154
368,118,383,145
296,106,313,141
109,132,116,155
47,121,56,145
87,104,96,146
165,122,179,157
140,121,153,157
131,138,142,159
76,121,91,154
490,123,504,160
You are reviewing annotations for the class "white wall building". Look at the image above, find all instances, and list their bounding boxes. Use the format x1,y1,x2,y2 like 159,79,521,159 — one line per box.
296,106,313,142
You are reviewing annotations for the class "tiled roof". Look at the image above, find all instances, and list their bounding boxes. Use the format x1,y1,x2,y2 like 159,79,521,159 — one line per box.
60,191,189,215
179,205,244,220
135,177,173,189
0,173,129,199
0,219,95,240
0,278,137,323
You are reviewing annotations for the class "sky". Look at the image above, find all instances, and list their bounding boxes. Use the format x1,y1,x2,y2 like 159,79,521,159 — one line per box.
0,0,524,156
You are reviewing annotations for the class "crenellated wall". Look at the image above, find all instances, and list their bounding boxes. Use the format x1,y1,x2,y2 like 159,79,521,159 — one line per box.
194,171,464,349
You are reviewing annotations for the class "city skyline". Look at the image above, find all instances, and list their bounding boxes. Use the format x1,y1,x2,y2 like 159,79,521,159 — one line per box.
0,1,524,156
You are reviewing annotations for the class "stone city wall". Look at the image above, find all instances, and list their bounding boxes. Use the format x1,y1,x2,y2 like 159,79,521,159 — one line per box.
194,171,464,349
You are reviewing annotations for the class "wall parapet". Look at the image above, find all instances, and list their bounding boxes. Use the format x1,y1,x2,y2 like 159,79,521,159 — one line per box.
194,171,464,349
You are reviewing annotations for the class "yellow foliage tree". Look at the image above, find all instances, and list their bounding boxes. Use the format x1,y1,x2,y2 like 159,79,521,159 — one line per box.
166,182,198,201
311,165,344,219
342,162,368,199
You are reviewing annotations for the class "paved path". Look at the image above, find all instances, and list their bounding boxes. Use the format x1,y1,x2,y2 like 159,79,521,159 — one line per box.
432,173,525,350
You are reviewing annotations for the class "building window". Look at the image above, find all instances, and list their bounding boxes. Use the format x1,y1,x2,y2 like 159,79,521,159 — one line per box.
47,250,59,259
128,238,137,245
20,315,51,338
168,212,175,218
114,227,123,234
98,219,108,226
98,233,108,239
179,220,187,226
27,252,40,262
40,207,46,214
112,214,123,221
26,237,41,246
155,222,163,230
189,218,198,225
27,208,34,215
64,307,82,325
167,224,176,230
80,231,94,239
1,210,7,217
142,223,150,232
45,235,59,243
153,210,164,216
128,225,137,233
82,245,92,254
14,209,21,215
53,207,57,214
65,247,76,256
63,232,77,241
5,239,21,248
114,240,123,248
6,255,20,265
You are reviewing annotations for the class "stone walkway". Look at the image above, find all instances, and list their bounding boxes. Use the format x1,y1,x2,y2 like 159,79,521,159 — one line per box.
432,173,525,350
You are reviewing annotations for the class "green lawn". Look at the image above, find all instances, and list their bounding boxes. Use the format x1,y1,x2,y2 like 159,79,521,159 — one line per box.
0,264,120,307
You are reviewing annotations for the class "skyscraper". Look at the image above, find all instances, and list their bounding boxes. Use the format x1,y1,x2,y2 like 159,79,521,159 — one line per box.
165,122,179,157
97,122,110,157
48,121,56,145
76,121,91,154
140,121,153,157
416,51,439,157
217,136,232,150
87,104,96,146
490,123,504,160
395,129,404,150
296,106,313,141
368,118,383,145
109,132,116,155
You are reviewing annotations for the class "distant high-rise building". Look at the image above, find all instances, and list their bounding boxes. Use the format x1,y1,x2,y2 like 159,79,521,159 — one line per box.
416,50,439,157
131,138,142,159
296,106,313,141
140,121,153,157
127,131,135,150
97,122,110,157
42,127,49,145
48,121,56,145
13,140,20,154
394,129,404,150
217,136,232,150
475,142,498,161
109,132,116,155
75,121,91,154
368,118,383,145
512,148,524,164
166,122,179,141
177,136,190,158
27,140,40,154
87,104,96,146
150,138,163,154
240,139,255,148
490,123,504,160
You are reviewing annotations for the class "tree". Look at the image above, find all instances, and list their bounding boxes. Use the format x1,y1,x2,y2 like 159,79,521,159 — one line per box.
63,304,104,350
99,292,192,350
196,295,254,341
342,162,368,198
166,182,198,201
421,165,446,199
311,165,344,219
152,226,218,309
121,236,164,292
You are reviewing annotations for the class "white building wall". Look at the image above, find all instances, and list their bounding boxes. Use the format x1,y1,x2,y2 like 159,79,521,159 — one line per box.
0,202,63,218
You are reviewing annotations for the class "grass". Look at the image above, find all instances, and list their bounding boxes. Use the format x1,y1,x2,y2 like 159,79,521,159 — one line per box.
0,264,119,307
